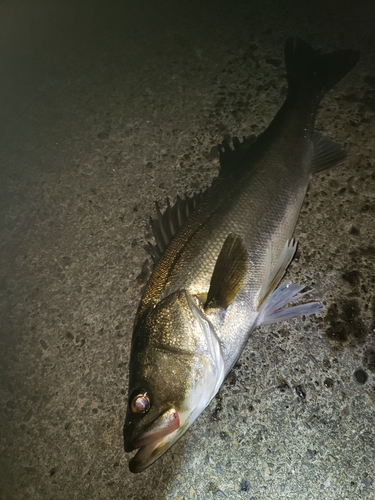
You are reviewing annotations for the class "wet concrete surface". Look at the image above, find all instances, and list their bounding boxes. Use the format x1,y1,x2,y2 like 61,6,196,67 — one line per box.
1,0,375,498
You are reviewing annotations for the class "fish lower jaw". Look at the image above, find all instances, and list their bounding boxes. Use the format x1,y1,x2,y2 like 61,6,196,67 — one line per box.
127,407,182,472
129,442,165,473
128,427,181,473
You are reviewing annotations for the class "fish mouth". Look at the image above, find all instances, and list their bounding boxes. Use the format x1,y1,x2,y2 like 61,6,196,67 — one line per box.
127,408,181,473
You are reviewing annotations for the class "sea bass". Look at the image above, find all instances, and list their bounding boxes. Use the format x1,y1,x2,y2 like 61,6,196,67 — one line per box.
123,39,359,472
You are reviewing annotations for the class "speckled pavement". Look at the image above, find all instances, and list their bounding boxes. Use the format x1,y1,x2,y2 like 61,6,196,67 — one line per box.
1,1,375,499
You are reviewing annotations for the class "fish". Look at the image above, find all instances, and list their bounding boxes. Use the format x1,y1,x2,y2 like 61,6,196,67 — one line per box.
123,38,359,473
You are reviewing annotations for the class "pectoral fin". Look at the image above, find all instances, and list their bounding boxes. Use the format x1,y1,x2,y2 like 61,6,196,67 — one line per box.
205,233,248,310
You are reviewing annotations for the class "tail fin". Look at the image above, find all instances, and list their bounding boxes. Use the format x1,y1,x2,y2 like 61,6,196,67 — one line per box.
285,38,359,98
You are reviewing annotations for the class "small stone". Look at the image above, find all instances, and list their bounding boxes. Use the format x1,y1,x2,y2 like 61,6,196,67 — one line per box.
262,461,271,478
324,378,334,388
189,486,197,498
295,385,306,399
240,479,251,491
306,449,315,459
49,467,57,476
40,339,48,350
354,368,368,385
214,491,227,498
61,256,72,266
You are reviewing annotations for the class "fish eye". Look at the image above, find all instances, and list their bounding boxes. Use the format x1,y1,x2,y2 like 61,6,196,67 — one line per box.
131,391,151,414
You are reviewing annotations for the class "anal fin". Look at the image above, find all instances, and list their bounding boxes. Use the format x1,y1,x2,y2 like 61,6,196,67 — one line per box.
205,233,248,310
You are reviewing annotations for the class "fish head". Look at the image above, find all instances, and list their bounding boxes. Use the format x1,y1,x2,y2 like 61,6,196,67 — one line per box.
124,289,224,472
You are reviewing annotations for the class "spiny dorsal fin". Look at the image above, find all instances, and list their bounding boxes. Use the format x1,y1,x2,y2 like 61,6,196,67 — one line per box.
218,135,257,171
205,233,248,310
148,192,204,265
311,132,346,173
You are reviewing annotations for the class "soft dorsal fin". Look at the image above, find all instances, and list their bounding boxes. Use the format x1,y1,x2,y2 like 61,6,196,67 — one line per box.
148,192,204,264
205,233,248,310
218,135,257,171
311,132,346,172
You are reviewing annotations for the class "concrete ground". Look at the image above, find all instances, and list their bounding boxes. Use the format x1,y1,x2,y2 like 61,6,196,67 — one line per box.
1,1,374,499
